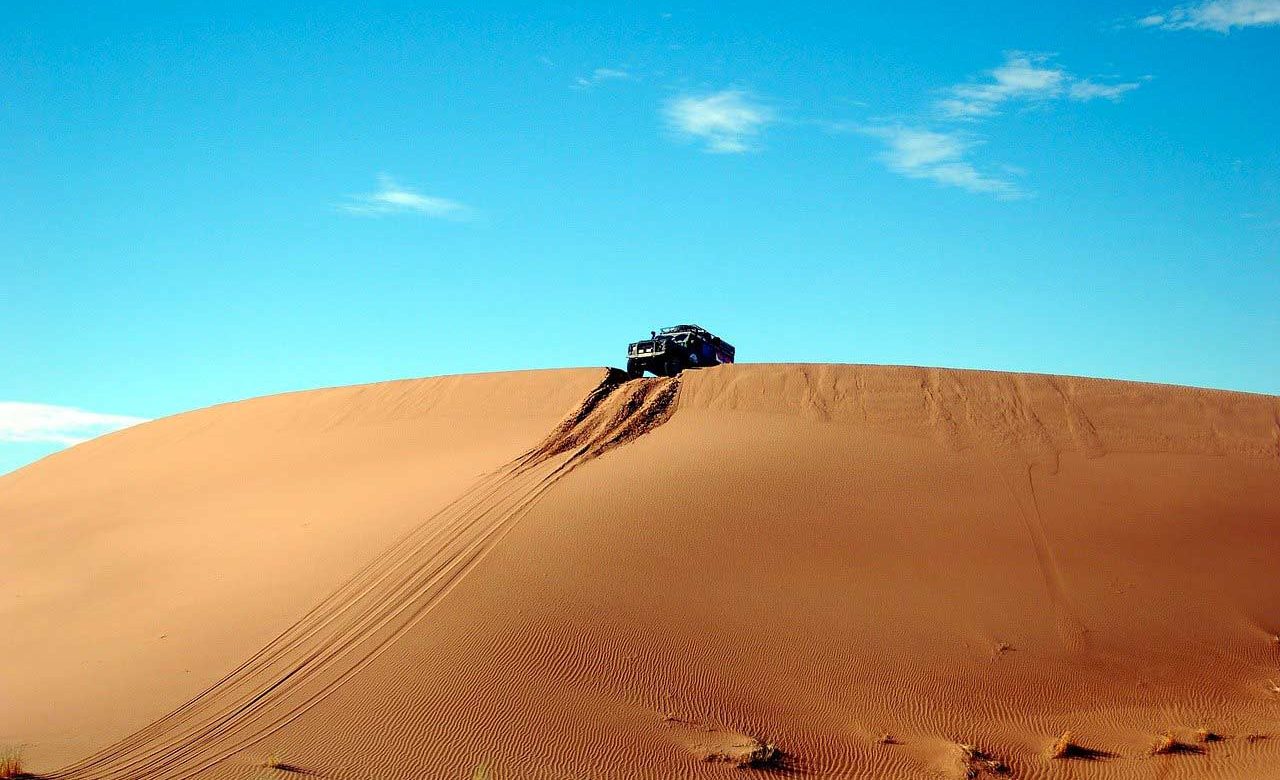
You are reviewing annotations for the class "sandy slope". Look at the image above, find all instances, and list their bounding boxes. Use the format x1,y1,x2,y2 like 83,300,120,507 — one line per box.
3,364,1279,780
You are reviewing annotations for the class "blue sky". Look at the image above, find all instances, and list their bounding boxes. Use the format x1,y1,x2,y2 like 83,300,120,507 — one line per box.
3,0,1279,474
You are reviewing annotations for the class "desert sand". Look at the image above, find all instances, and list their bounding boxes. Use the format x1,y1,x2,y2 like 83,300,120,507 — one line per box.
3,364,1279,780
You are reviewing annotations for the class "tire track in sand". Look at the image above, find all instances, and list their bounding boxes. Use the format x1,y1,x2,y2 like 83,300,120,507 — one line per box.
942,370,1090,651
49,369,680,780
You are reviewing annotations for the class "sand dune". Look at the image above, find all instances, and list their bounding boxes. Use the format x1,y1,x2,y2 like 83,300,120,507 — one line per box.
3,364,1279,779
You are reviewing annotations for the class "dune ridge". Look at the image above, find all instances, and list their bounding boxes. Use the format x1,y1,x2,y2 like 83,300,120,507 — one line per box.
3,364,1279,779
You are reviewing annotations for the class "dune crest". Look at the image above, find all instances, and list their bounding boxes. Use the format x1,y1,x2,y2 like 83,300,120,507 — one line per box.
3,364,1279,779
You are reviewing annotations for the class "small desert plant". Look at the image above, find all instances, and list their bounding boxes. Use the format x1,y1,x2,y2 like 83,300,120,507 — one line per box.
0,748,23,780
1047,731,1078,759
958,744,1009,777
1149,734,1177,755
1194,729,1223,743
1149,733,1202,756
740,741,781,768
471,764,489,780
1045,731,1113,761
702,738,782,769
875,733,899,745
1049,727,1121,758
258,755,304,774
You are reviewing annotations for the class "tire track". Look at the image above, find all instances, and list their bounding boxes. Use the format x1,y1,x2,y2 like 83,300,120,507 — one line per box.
50,370,680,780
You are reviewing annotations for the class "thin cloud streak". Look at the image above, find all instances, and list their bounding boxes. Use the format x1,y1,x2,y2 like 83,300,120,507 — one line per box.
861,126,1026,200
341,175,472,219
1069,79,1144,101
574,67,634,89
937,53,1142,120
0,402,148,446
938,54,1066,119
859,52,1142,198
663,90,775,153
1140,0,1280,31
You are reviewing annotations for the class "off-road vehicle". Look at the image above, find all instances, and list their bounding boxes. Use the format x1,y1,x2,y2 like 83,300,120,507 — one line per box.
626,325,735,378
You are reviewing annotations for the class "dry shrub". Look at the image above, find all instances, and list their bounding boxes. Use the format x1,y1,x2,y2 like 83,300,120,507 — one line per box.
703,738,782,769
0,748,23,780
1047,731,1077,759
1149,733,1202,756
958,744,1009,777
1046,731,1113,761
258,755,306,774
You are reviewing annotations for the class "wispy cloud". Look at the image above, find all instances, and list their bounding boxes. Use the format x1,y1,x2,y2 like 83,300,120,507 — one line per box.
574,67,634,89
1069,79,1144,101
857,52,1141,198
0,402,148,446
862,126,1026,199
937,53,1142,119
937,54,1066,119
663,90,775,153
1139,0,1280,31
341,175,472,219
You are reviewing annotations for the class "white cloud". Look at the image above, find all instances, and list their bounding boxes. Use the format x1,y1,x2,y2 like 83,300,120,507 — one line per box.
1139,0,1280,31
342,175,472,219
936,98,1000,120
0,402,148,446
862,126,1026,199
574,67,634,89
663,90,775,153
866,52,1139,199
1069,79,1144,101
938,54,1066,119
937,53,1141,119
